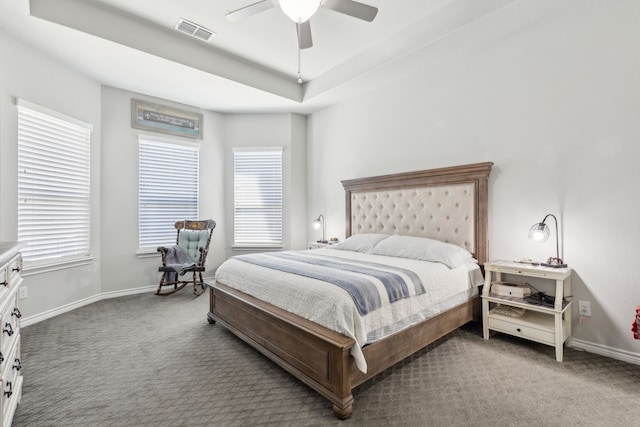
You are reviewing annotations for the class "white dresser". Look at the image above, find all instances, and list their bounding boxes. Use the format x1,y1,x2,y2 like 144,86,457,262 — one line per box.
0,243,24,426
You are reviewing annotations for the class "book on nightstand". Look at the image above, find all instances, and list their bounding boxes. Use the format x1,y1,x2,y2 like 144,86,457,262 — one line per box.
491,281,531,298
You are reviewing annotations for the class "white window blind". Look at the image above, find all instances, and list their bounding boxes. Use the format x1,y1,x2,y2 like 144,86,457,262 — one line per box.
234,148,283,247
139,138,199,250
17,100,92,263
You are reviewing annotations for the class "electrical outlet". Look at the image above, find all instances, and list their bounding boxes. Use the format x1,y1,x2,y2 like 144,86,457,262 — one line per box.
578,300,591,316
19,286,28,300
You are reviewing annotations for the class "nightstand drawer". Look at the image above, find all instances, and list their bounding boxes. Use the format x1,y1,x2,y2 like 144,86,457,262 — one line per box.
488,312,555,345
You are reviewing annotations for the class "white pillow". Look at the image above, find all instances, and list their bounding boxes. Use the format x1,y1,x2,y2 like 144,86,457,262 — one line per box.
371,234,475,268
371,234,441,259
427,241,476,268
329,233,390,253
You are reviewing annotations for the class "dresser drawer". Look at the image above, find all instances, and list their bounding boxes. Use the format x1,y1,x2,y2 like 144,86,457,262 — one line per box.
0,287,20,362
0,254,21,293
0,375,21,427
487,311,555,345
0,336,21,427
0,337,20,382
6,255,21,289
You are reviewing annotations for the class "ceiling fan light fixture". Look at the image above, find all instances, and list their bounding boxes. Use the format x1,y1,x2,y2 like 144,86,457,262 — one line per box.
279,0,321,23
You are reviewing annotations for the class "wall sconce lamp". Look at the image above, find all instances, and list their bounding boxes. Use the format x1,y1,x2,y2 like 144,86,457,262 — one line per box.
528,213,567,268
313,214,327,243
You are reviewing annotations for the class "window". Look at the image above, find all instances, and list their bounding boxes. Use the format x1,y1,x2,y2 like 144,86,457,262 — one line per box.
138,137,199,250
233,148,283,247
17,100,92,263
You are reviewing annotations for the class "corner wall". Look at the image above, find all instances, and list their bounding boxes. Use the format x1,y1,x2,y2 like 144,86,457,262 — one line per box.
99,87,226,294
222,113,308,258
0,28,307,322
0,31,230,321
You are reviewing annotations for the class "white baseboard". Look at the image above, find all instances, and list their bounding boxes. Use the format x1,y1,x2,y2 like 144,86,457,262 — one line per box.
21,285,156,327
569,338,640,366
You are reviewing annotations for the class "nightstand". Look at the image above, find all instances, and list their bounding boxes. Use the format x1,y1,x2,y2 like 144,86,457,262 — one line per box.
308,241,339,249
481,260,572,361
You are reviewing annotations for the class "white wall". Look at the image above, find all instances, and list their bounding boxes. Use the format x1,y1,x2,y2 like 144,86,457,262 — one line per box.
308,2,640,359
100,86,226,293
0,31,103,318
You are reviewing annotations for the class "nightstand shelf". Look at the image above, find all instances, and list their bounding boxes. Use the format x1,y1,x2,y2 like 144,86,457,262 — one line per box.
482,260,573,361
484,293,571,313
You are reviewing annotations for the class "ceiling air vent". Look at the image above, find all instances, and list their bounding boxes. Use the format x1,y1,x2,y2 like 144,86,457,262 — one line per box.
175,18,215,42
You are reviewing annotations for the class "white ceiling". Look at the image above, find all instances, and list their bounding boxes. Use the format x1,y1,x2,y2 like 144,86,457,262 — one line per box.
0,0,522,113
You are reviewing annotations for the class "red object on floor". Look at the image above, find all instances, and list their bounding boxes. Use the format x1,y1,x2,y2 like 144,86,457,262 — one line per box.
632,306,640,340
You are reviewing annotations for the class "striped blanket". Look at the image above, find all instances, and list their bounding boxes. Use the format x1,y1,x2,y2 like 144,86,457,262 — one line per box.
233,251,426,315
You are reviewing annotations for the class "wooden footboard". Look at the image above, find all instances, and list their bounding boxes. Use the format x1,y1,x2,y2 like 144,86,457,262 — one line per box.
207,280,481,419
208,281,356,418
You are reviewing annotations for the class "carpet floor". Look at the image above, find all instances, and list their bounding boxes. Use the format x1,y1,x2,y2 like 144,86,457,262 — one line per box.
12,291,640,426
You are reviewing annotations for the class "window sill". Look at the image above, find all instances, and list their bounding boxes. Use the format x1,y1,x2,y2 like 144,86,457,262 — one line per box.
232,245,283,251
23,256,95,277
136,249,161,259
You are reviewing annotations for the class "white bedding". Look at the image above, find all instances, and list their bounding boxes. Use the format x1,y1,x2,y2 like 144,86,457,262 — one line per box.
214,248,484,373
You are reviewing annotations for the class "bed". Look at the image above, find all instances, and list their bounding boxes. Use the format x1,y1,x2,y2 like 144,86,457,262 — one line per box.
206,162,493,419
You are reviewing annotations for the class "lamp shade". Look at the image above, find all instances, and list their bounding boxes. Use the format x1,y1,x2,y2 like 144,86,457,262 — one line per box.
528,222,550,241
313,218,322,230
279,0,321,23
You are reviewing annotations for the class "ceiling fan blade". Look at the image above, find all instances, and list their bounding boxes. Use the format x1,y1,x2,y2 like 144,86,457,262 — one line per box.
321,0,378,22
225,0,276,22
297,21,313,49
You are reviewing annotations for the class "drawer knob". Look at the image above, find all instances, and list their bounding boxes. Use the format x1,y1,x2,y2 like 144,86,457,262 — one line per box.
516,328,522,333
0,281,6,287
12,358,21,371
11,308,21,319
3,323,13,337
4,382,11,398
11,267,20,273
0,351,4,364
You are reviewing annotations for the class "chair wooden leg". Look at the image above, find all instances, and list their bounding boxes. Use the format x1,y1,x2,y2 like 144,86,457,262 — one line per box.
193,271,205,296
155,272,166,295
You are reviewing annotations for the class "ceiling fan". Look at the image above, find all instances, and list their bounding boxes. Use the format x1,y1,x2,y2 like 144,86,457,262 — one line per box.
225,0,379,49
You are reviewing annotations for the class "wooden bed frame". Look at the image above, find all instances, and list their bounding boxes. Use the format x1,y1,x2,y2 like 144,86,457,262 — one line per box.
207,162,493,419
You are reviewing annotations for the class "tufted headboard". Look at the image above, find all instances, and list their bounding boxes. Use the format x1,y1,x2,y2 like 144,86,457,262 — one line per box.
341,162,493,264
